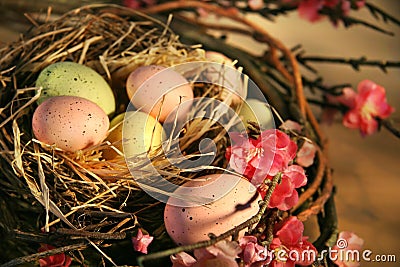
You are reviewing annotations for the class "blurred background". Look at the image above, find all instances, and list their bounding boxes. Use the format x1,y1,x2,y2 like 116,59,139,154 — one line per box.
0,0,398,266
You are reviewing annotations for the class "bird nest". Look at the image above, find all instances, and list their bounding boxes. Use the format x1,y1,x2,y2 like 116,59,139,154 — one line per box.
0,3,335,267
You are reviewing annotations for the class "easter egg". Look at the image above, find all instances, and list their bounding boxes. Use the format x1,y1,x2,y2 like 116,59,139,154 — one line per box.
239,98,274,130
126,65,193,123
164,174,261,245
32,96,109,152
104,111,165,159
36,62,116,115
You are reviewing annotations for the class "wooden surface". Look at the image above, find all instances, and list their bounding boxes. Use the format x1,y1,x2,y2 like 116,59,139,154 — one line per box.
0,1,399,266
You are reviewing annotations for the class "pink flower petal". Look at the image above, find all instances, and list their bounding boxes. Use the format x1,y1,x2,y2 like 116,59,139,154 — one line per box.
274,217,304,246
284,165,307,188
132,229,154,254
332,231,364,267
298,0,323,22
296,141,317,167
171,252,197,267
38,244,72,267
336,87,357,108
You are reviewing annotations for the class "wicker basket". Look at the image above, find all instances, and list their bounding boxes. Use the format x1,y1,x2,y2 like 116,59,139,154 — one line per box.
0,3,335,267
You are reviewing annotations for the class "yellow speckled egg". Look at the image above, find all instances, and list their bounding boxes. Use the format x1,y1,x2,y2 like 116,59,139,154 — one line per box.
126,65,193,123
239,98,274,130
36,62,116,116
164,174,261,246
32,96,109,152
104,111,165,159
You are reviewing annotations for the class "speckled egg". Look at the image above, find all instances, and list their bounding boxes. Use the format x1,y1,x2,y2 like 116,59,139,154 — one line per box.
36,62,116,116
103,111,165,159
126,65,193,123
164,174,261,246
32,96,109,152
239,98,274,130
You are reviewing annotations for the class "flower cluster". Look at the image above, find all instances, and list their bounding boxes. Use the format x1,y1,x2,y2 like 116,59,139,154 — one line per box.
226,129,313,211
324,80,395,136
171,216,317,267
283,0,366,24
270,216,317,267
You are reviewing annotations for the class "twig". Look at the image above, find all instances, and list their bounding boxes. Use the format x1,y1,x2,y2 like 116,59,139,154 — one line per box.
297,165,334,221
137,173,282,266
297,55,400,73
0,243,87,267
365,2,400,27
292,148,326,211
143,0,308,119
56,228,126,240
341,15,394,35
380,119,400,138
313,192,338,250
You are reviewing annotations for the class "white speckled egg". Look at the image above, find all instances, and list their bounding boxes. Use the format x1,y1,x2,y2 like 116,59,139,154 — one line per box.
36,62,116,116
32,96,109,152
126,65,193,123
164,174,261,246
239,98,274,130
103,111,165,159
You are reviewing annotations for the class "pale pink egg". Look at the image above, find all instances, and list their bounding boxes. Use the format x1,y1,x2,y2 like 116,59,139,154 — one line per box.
32,96,109,152
126,65,194,123
164,174,261,246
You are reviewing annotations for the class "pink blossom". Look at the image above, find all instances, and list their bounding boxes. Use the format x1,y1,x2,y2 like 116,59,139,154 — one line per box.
171,252,197,267
298,0,325,22
296,141,317,167
38,244,72,267
226,130,297,187
132,229,154,254
289,0,365,23
270,217,317,266
239,236,271,266
332,231,364,267
248,0,264,10
193,240,241,267
171,241,241,267
321,87,357,125
226,130,305,210
266,165,307,210
342,80,394,136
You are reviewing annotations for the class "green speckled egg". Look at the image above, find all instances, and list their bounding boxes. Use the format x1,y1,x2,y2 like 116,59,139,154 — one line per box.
36,62,115,116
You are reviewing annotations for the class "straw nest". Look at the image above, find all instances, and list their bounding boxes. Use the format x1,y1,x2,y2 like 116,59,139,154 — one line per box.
0,3,335,266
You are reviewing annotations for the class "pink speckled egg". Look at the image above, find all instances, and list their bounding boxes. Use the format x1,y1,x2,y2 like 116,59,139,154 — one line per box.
126,65,193,123
32,96,109,152
164,174,261,246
